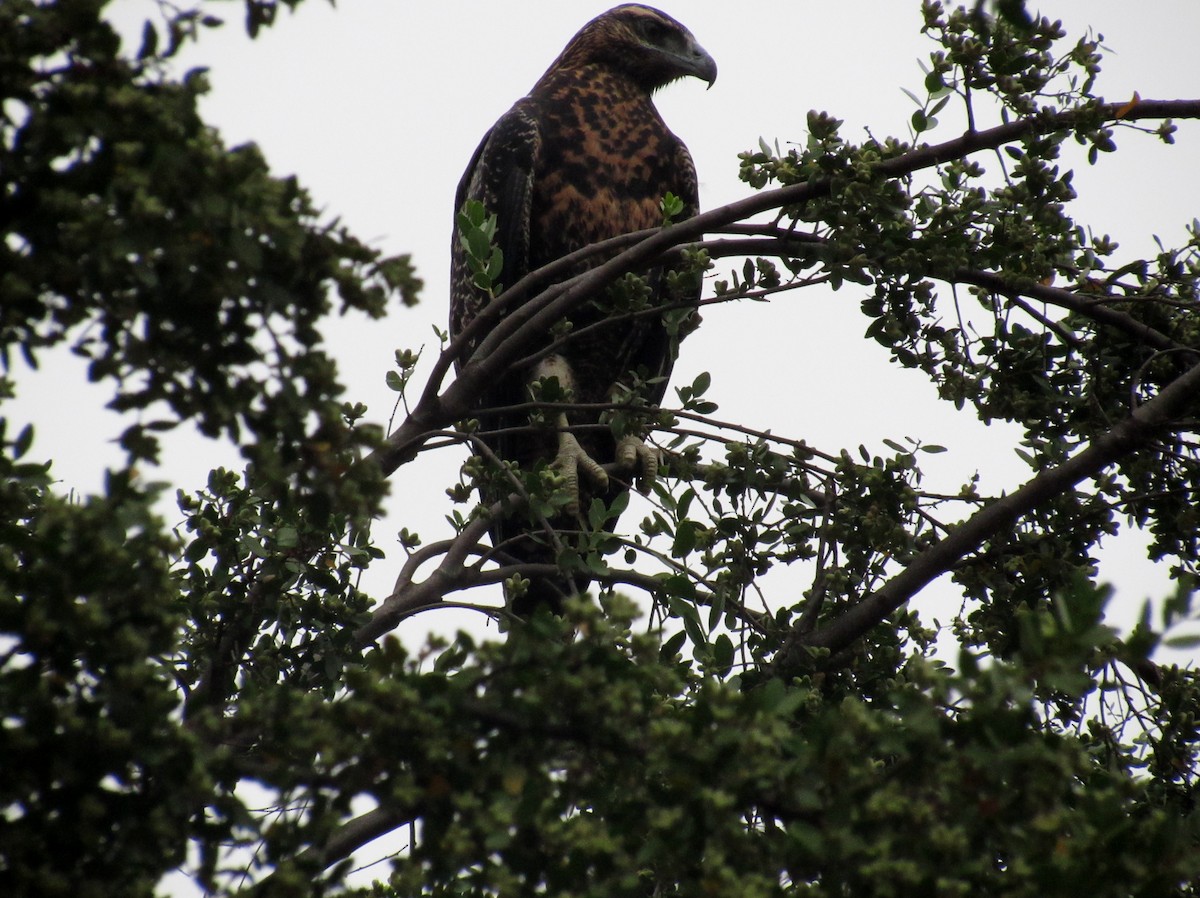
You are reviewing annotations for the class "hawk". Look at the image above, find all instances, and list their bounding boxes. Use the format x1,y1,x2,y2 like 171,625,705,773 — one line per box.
449,4,715,615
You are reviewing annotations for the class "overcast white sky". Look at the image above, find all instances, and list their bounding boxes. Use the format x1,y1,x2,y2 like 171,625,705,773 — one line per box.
13,0,1200,647
9,2,1199,892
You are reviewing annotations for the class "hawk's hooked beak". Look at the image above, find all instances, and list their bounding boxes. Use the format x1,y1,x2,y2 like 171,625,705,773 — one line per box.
682,38,718,89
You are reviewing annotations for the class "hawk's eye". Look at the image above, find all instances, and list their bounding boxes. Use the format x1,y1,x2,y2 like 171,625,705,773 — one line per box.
640,19,670,43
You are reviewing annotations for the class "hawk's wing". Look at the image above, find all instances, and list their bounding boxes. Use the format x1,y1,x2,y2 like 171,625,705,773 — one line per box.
449,102,541,365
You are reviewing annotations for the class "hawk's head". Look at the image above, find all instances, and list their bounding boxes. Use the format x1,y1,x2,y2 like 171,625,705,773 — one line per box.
556,5,717,92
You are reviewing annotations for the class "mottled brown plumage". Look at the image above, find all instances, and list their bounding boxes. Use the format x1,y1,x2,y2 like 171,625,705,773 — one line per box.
450,5,715,614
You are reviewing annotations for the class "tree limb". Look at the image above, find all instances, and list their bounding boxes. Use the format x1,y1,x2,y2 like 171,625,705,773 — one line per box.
250,805,417,896
778,358,1200,667
954,268,1198,358
366,98,1200,477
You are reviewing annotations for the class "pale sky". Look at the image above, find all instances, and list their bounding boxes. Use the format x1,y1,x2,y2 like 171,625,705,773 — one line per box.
10,2,1200,892
13,0,1200,646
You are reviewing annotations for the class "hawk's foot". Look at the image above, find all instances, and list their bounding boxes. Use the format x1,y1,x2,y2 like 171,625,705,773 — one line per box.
615,434,660,495
552,423,608,516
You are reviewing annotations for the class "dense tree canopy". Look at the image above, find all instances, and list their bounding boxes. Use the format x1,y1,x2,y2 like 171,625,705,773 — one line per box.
2,1,1199,896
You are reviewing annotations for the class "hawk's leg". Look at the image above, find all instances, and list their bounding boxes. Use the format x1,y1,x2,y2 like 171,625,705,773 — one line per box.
532,355,608,516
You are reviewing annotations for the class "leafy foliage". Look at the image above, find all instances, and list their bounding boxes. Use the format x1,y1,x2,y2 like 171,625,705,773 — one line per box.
2,2,1199,896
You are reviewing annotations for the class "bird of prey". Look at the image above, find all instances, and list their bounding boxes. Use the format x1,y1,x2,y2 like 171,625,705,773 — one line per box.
449,4,715,615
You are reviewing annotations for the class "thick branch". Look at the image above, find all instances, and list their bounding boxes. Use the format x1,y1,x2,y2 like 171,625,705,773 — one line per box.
356,507,497,644
780,358,1200,666
251,805,416,896
367,98,1200,477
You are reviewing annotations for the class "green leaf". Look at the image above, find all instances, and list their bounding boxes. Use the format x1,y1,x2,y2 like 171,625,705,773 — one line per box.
12,423,34,460
137,21,159,60
668,594,707,647
675,487,695,521
467,228,491,262
660,191,685,223
660,630,687,659
672,520,698,558
711,633,734,676
1163,634,1200,650
588,497,607,531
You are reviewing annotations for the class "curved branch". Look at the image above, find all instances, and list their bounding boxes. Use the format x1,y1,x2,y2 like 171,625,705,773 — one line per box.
356,508,497,644
250,805,416,896
777,358,1200,668
954,268,1198,357
366,98,1200,478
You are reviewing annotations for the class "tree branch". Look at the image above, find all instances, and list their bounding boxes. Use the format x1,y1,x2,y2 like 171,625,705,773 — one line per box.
366,98,1200,478
778,358,1200,667
954,268,1198,358
250,805,417,896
